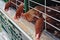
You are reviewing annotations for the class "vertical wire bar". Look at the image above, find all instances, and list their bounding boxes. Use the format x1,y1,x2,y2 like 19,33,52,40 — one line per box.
45,0,46,31
16,0,17,10
28,0,30,10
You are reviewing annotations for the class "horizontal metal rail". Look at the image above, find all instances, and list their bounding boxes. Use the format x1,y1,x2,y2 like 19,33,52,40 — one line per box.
29,6,60,22
45,21,60,31
52,0,60,3
29,0,60,13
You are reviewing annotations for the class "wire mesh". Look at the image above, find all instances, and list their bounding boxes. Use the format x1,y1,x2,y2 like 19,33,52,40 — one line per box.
28,0,60,39
7,0,60,39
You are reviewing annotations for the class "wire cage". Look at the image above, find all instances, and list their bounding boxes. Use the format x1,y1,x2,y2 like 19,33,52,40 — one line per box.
4,0,60,40
27,0,60,39
5,0,24,10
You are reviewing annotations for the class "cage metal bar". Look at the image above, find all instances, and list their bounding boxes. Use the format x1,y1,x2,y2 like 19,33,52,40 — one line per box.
45,0,47,30
10,0,24,7
17,0,23,3
52,0,60,3
46,14,60,22
28,0,30,10
16,0,18,9
10,1,25,10
29,6,60,22
29,6,45,14
29,0,60,13
45,21,60,31
11,1,19,7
